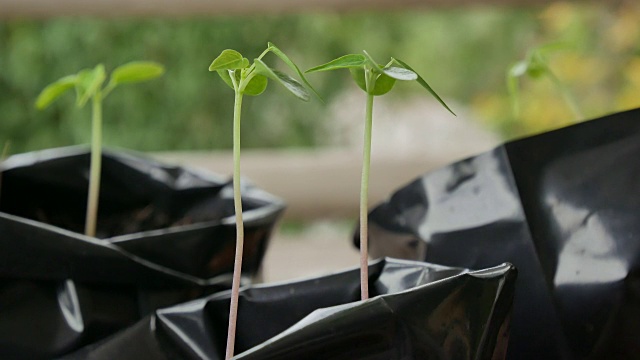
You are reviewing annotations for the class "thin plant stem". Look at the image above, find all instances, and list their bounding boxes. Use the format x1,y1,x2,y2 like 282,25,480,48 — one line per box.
225,89,244,360
359,92,374,301
1,141,9,160
0,141,10,207
85,92,102,237
546,69,583,121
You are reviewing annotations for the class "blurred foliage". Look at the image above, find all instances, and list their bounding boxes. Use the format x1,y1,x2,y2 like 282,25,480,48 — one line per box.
474,2,640,136
0,2,639,154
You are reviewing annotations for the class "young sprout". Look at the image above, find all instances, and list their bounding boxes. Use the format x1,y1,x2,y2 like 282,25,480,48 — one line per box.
208,42,319,360
307,51,455,300
35,61,165,237
508,43,583,121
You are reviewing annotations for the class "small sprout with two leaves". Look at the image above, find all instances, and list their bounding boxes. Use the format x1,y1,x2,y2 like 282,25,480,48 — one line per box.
507,43,582,121
36,61,165,238
36,61,165,111
305,51,454,112
208,42,319,360
306,51,455,300
209,42,320,101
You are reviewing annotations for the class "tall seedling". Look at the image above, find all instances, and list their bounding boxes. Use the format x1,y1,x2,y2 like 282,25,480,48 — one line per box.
307,51,455,300
36,62,165,237
208,42,319,360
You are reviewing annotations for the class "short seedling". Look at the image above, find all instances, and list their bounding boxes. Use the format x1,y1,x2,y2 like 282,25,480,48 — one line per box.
208,42,319,360
508,43,583,121
307,51,455,300
36,61,165,237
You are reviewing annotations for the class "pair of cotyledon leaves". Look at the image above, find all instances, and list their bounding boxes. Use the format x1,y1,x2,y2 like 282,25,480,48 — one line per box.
507,44,556,94
209,44,454,116
36,61,165,110
507,42,577,96
507,42,573,116
208,42,320,102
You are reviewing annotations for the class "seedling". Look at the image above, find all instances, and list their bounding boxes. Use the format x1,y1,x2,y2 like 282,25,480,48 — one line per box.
35,61,165,237
508,43,583,121
307,51,455,300
208,42,319,360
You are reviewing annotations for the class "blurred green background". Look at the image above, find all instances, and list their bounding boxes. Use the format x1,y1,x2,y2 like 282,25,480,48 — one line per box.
1,2,639,154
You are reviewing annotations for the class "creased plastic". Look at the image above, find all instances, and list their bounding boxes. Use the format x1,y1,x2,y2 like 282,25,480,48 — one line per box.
359,108,640,359
0,147,284,359
62,258,517,360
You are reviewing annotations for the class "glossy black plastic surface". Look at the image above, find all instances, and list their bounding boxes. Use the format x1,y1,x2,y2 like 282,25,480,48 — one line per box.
63,258,516,360
0,147,285,359
360,108,640,359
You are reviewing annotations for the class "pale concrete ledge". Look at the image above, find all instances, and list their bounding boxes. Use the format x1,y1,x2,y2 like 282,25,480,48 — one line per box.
0,0,554,19
153,146,495,221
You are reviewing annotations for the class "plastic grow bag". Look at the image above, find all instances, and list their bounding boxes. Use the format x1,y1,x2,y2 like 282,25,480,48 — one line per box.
358,108,640,359
0,146,285,359
61,258,516,359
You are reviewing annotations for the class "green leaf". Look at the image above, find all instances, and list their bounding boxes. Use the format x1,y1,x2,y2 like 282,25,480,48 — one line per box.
243,74,268,96
209,49,249,71
305,54,366,73
392,58,455,116
349,68,396,96
350,67,367,92
216,69,239,90
526,56,546,79
217,69,267,95
371,73,397,95
381,66,417,81
109,61,165,86
535,42,571,57
254,58,310,101
509,61,528,78
267,42,321,101
35,74,77,110
75,64,106,108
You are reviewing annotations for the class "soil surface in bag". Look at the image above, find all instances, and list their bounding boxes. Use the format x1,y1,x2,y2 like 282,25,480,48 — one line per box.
358,108,640,360
0,146,285,359
62,258,517,360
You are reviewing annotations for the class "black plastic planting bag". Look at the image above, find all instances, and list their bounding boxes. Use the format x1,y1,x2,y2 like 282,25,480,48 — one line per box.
359,108,640,359
62,258,516,359
0,146,284,359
